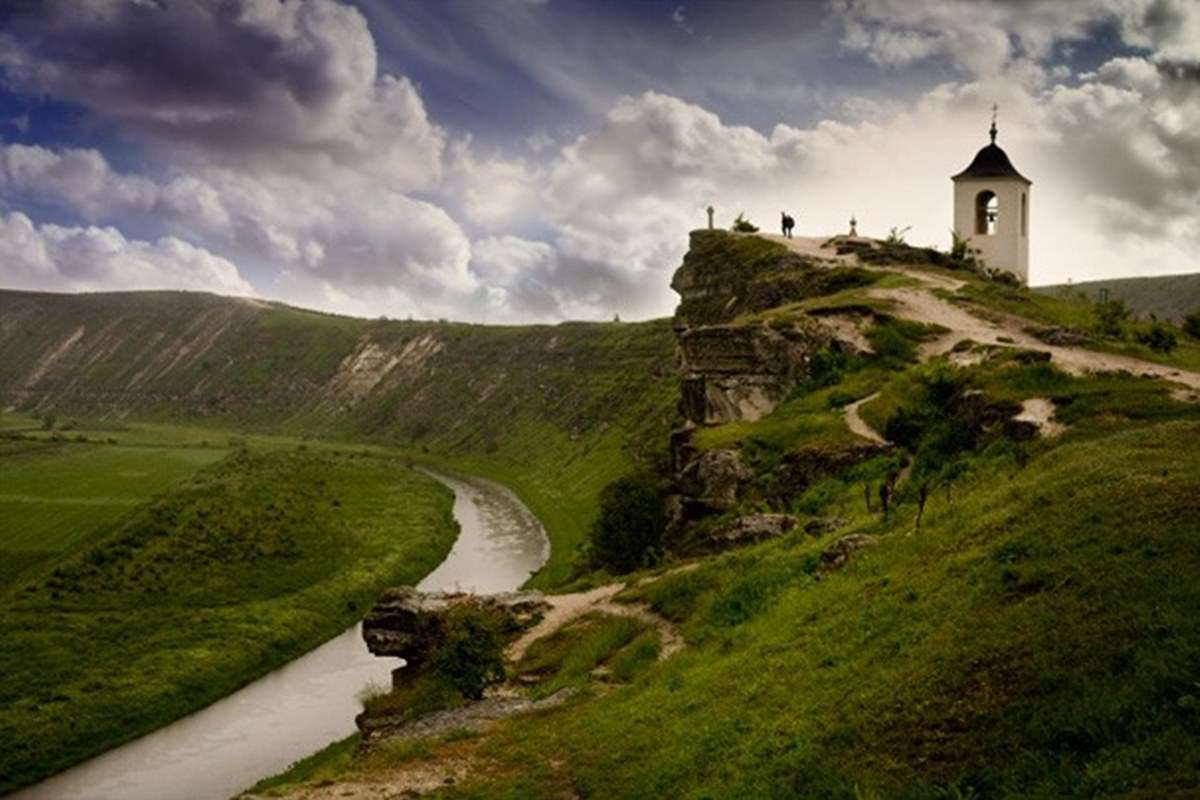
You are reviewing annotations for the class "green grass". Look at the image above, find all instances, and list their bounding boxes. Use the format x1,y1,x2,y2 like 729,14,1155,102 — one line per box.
513,612,648,698
739,272,916,326
414,411,673,590
249,331,1200,799
0,444,459,794
608,630,662,683
0,443,226,587
691,379,870,455
858,351,1199,443
435,420,1200,799
6,245,1199,798
0,289,681,589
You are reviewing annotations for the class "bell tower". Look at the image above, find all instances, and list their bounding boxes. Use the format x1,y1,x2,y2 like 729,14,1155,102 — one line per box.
952,107,1031,283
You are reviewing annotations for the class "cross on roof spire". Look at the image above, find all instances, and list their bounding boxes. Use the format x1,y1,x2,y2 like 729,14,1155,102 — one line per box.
990,104,998,144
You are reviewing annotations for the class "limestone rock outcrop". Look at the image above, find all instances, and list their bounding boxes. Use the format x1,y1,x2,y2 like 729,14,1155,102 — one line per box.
667,230,887,529
675,448,753,516
362,587,550,665
677,321,832,425
763,442,891,508
706,513,796,548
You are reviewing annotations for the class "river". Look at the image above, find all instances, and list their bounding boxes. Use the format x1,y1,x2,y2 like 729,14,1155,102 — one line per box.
10,469,550,800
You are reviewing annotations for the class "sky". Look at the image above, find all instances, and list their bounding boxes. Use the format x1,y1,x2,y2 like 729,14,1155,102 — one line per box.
0,0,1197,323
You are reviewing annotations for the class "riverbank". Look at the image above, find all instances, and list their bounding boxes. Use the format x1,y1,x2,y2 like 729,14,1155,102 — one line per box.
5,457,550,800
1,442,460,796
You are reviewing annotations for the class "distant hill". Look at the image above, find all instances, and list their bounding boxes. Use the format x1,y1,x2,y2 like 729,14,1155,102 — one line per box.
0,289,676,450
1035,274,1200,322
0,289,680,586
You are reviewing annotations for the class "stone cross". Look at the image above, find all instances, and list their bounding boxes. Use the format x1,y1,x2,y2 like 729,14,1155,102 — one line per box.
706,206,714,230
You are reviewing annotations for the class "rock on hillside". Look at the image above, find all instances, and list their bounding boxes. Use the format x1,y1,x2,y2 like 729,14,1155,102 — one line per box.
362,587,549,668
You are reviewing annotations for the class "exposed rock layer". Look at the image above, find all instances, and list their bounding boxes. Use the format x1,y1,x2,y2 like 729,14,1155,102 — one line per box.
361,587,550,666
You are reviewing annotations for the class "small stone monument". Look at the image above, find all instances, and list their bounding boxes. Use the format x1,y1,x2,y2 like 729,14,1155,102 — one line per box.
706,206,714,230
849,214,858,237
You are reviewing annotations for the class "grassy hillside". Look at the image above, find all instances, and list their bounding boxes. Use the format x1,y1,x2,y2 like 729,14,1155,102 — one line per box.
0,437,459,793
1035,273,1200,323
250,234,1200,799
7,241,1200,798
0,289,680,586
451,420,1200,799
264,356,1200,800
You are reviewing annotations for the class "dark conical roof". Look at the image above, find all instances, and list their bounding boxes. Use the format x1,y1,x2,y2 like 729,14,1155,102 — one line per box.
952,142,1031,184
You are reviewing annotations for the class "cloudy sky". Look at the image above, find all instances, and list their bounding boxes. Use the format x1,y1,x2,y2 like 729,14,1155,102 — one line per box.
0,0,1197,322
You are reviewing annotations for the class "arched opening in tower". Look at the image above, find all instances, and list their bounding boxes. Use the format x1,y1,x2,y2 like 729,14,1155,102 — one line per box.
975,190,998,236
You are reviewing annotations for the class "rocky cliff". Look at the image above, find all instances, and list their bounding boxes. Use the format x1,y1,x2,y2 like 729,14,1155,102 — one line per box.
667,231,886,527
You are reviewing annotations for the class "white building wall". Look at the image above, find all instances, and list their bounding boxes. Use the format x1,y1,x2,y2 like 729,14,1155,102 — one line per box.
952,178,1029,284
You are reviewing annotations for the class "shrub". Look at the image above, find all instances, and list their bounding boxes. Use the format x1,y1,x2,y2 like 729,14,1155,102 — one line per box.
1184,310,1200,340
1137,322,1178,353
731,213,759,233
948,229,979,269
427,602,506,700
587,475,666,574
801,347,852,392
1092,299,1130,338
885,226,911,245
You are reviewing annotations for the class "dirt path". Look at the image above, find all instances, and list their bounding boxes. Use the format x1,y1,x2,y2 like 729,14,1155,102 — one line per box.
240,757,475,800
758,234,1200,392
843,393,887,444
762,233,967,291
508,582,683,662
247,582,684,800
756,233,856,265
1014,398,1066,438
872,287,1200,390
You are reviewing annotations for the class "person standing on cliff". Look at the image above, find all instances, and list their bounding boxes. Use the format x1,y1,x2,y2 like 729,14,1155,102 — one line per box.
781,212,795,238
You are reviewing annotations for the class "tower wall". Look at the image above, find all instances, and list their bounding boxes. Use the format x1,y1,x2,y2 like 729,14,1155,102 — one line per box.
953,178,1029,284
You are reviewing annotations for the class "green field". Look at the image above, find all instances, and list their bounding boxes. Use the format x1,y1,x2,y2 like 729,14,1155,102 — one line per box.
0,434,459,794
0,442,226,587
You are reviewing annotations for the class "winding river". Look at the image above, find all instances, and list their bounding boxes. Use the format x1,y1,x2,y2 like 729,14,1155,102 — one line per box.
11,469,550,800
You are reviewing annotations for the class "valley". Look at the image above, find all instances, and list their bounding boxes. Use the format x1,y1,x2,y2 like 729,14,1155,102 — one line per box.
3,231,1200,798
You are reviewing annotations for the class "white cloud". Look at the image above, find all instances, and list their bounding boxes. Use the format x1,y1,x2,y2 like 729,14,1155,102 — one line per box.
0,211,254,295
534,69,1200,293
1,0,1198,323
446,140,542,228
0,143,158,220
0,142,477,306
0,0,445,190
0,0,471,317
832,0,1200,76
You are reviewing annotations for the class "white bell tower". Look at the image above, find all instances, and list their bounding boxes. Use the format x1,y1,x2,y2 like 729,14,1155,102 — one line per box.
952,108,1031,283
